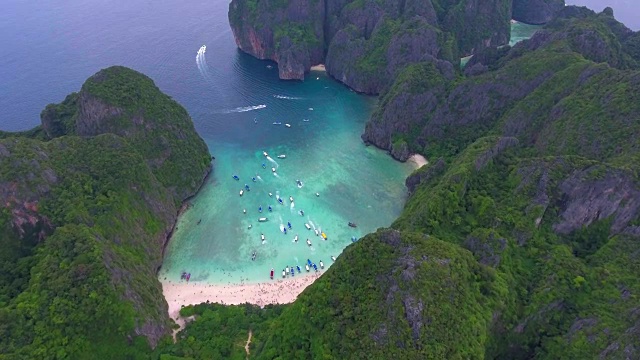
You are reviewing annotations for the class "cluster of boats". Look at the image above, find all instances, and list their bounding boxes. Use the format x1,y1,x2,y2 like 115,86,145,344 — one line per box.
269,258,327,279
229,149,361,281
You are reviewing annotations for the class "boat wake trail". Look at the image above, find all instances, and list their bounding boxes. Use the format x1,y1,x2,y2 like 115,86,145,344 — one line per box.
266,156,279,168
196,45,211,80
273,94,302,100
217,104,267,114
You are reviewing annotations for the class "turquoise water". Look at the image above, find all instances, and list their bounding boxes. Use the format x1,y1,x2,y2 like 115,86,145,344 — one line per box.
460,22,541,68
160,69,413,284
0,0,548,286
509,22,543,46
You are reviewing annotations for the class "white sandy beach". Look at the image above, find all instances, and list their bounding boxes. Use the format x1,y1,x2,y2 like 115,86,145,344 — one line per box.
310,64,326,72
163,272,322,331
408,154,428,169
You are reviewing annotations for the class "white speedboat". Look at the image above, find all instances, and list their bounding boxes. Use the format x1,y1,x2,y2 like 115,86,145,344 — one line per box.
314,229,319,236
305,223,311,230
269,192,273,197
199,45,206,53
316,192,320,197
331,256,336,262
294,235,298,242
306,239,312,246
282,270,286,278
305,264,310,272
272,167,276,172
285,123,291,128
263,151,268,157
319,261,324,269
261,234,265,241
277,155,286,159
239,190,244,196
258,217,268,222
289,196,294,202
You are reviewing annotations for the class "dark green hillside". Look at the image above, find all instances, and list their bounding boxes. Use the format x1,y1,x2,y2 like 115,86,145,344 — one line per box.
42,66,211,203
0,67,211,358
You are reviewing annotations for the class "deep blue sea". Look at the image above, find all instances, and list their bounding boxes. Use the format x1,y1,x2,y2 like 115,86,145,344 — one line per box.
1,0,631,285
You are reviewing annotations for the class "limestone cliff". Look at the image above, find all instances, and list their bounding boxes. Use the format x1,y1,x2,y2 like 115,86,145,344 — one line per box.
512,0,564,25
0,67,212,354
362,7,640,161
229,0,512,94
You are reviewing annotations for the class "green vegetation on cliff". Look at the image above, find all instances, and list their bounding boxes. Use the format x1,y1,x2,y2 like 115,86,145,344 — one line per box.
0,67,211,358
163,8,640,360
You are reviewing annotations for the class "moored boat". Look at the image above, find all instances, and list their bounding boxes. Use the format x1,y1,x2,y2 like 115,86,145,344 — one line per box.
251,251,256,261
314,229,319,236
319,261,324,269
263,151,269,157
272,167,276,172
239,189,244,196
289,196,294,202
285,123,291,128
348,222,357,228
321,232,327,240
294,235,298,242
305,223,311,230
306,239,312,246
331,256,336,262
261,233,265,241
277,155,286,159
270,268,274,279
233,175,239,180
282,270,286,278
258,217,268,222
305,264,310,272
296,265,301,273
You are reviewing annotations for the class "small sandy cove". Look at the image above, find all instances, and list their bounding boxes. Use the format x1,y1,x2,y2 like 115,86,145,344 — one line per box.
408,154,428,169
163,273,322,331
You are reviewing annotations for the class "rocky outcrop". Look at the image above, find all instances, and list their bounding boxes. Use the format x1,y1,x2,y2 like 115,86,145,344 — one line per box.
229,0,512,94
1,67,213,351
512,0,564,25
228,0,325,80
553,167,640,235
363,8,640,158
61,66,211,203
